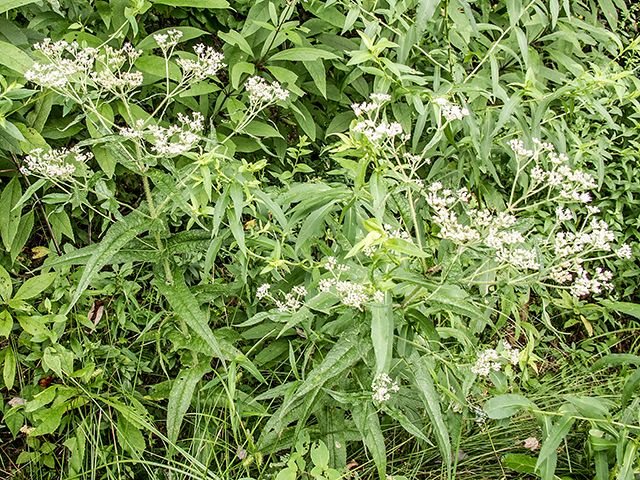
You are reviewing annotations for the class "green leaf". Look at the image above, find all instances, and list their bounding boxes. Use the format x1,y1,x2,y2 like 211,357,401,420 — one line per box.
618,439,638,480
167,364,211,449
147,169,205,228
150,0,229,8
155,268,226,364
218,29,253,57
0,176,22,252
31,404,65,436
371,294,393,376
415,0,440,39
3,346,16,390
384,238,429,257
593,354,640,370
10,210,34,265
0,0,39,14
502,453,537,474
14,272,56,301
311,440,330,468
0,265,12,303
483,394,534,419
601,300,640,320
244,120,283,138
117,415,146,455
66,212,154,313
269,48,340,62
536,411,576,476
352,402,386,479
0,40,33,74
621,368,640,408
303,60,326,98
295,199,340,252
0,310,12,338
408,352,451,472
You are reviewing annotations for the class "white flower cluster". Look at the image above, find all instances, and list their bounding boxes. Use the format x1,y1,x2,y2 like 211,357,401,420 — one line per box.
26,38,97,89
427,184,537,271
26,39,144,95
177,44,225,81
471,341,520,377
432,97,470,121
254,283,308,313
351,93,391,116
146,112,204,156
371,373,400,403
246,76,289,105
154,29,183,52
352,119,403,144
318,257,383,309
21,147,92,178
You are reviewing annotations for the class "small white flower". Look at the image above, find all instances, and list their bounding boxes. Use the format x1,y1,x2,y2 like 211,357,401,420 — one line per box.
616,243,632,259
292,285,307,297
246,76,289,104
256,283,270,299
372,373,399,403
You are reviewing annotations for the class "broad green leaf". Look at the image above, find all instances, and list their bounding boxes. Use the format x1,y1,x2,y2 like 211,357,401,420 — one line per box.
409,352,451,472
31,404,65,436
294,199,340,252
593,354,640,370
66,212,154,313
231,61,255,89
415,0,440,39
311,441,330,468
536,411,576,476
384,238,429,257
17,315,52,339
291,101,316,141
25,385,57,412
244,120,283,138
483,394,534,419
0,0,39,14
621,368,640,408
14,272,56,300
155,268,225,364
3,346,16,390
218,29,253,57
601,300,640,320
371,294,393,376
0,310,12,338
10,210,34,265
0,40,33,74
291,333,371,405
0,176,22,252
49,211,74,242
117,415,146,455
150,0,229,8
303,60,326,98
618,439,638,480
0,265,12,303
269,48,340,62
352,402,386,479
147,169,205,228
502,453,537,474
167,364,211,448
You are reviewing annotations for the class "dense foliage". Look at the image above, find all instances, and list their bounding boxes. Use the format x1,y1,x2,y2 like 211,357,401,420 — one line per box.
0,0,639,479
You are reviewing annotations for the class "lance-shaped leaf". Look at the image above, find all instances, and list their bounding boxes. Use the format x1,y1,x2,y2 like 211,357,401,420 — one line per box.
66,212,154,312
371,294,393,376
167,363,211,450
155,268,225,365
408,352,451,473
352,401,386,480
147,169,206,229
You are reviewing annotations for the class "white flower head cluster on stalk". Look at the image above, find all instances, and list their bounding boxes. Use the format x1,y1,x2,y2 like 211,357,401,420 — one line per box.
426,139,632,297
146,112,204,156
471,341,520,377
154,29,183,52
432,97,470,121
351,93,392,116
21,147,92,178
246,76,289,106
318,257,383,309
254,283,307,313
352,119,403,145
371,373,400,403
26,39,144,96
176,44,225,81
